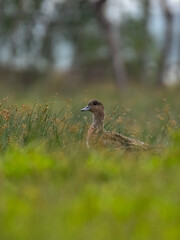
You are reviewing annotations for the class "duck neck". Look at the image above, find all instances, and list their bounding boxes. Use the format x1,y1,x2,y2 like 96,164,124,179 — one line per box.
92,112,104,131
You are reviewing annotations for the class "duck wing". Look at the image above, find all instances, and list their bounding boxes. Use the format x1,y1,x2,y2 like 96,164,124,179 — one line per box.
102,131,151,150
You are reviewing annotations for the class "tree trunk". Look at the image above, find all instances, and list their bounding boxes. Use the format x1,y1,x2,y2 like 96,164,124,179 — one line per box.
177,14,180,78
141,0,151,84
157,0,174,86
92,0,127,88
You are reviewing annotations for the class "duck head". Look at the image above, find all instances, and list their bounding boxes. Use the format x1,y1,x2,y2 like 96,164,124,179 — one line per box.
81,100,104,128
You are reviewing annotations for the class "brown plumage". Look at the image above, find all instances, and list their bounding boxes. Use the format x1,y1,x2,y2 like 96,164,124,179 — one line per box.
81,99,151,150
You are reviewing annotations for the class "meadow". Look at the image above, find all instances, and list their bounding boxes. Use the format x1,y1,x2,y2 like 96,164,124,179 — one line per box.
0,84,180,240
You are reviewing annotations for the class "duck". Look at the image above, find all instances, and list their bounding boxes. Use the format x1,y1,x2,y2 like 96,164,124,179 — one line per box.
81,99,151,150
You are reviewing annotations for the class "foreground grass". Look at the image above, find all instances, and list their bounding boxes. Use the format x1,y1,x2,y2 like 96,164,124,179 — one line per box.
0,86,180,240
0,139,180,240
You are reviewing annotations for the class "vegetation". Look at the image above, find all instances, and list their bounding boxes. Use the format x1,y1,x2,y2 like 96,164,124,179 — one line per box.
1,0,179,87
0,85,180,240
0,1,179,238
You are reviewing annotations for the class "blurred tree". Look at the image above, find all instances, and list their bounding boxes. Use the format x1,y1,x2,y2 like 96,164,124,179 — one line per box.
121,17,157,83
55,0,112,82
57,0,127,87
1,0,174,88
92,0,127,87
140,0,151,84
0,0,129,87
157,0,174,86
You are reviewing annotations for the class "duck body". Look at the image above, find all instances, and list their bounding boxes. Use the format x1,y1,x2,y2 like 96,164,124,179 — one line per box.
81,99,151,151
87,126,150,150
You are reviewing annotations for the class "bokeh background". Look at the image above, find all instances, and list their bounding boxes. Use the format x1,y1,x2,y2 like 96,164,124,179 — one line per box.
0,1,180,240
0,0,180,95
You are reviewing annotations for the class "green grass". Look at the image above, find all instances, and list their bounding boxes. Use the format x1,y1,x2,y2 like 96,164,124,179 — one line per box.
0,85,180,240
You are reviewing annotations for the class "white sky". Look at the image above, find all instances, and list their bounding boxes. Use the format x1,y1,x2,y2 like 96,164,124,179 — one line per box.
106,0,180,23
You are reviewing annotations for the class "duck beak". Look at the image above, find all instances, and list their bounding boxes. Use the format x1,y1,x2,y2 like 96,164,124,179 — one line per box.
81,105,91,111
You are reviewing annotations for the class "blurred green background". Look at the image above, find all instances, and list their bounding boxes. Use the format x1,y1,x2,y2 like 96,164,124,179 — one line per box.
0,0,180,93
0,1,180,240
